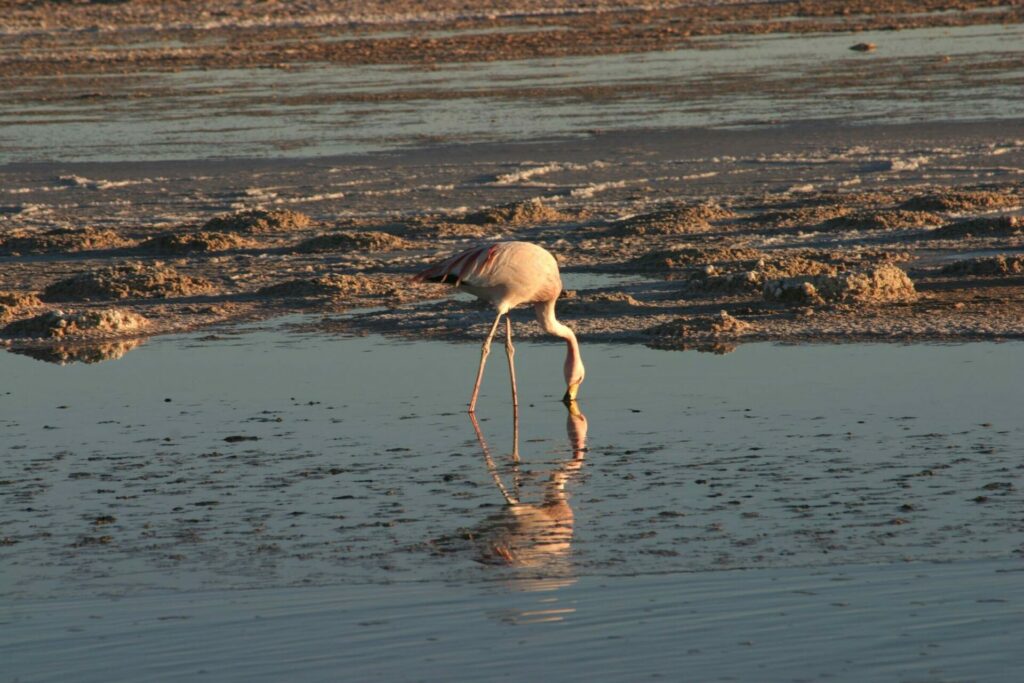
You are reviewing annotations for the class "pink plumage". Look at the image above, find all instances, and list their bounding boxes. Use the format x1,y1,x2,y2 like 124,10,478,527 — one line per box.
416,241,585,411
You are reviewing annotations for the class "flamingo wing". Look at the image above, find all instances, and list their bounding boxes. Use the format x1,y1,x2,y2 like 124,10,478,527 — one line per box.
415,243,501,287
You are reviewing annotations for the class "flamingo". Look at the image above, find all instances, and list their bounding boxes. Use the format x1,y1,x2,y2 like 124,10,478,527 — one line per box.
467,403,588,578
415,241,584,412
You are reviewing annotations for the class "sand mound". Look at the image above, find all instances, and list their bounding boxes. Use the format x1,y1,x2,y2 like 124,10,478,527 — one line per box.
137,231,252,254
202,208,313,234
900,191,1020,212
565,291,642,312
930,215,1023,238
764,264,917,306
8,339,145,365
463,198,567,226
634,246,761,272
425,223,491,238
2,308,149,339
0,227,132,255
613,203,732,236
822,210,942,231
647,311,756,349
294,231,409,253
689,257,836,293
940,255,1024,276
42,264,215,301
0,291,43,322
257,273,397,298
747,205,853,228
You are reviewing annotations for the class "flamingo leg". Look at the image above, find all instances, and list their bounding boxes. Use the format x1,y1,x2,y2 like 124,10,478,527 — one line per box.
468,311,504,413
511,401,520,467
468,411,518,505
504,317,519,409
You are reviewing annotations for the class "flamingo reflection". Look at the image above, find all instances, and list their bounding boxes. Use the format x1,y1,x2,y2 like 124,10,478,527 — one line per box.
467,403,587,586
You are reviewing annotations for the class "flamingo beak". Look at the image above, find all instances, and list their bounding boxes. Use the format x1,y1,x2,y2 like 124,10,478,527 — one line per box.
562,383,580,404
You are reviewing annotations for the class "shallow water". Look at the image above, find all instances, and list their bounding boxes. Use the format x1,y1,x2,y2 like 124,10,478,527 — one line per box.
3,325,1022,678
2,325,1022,596
5,560,1023,682
3,23,1021,162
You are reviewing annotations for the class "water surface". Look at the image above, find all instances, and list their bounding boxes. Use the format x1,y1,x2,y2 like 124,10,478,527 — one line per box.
3,326,1022,679
3,23,1021,161
3,326,1021,596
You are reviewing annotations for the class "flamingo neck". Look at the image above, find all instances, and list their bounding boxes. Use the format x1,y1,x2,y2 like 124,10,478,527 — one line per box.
536,298,576,344
535,299,585,392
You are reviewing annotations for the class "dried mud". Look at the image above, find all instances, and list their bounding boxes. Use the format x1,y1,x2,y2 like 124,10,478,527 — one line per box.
1,308,149,340
931,215,1024,238
136,232,254,255
0,228,133,256
256,273,406,301
612,203,733,236
42,264,215,302
202,209,314,235
940,254,1024,276
0,291,43,323
294,231,410,254
763,264,918,306
462,199,571,227
1,164,1022,357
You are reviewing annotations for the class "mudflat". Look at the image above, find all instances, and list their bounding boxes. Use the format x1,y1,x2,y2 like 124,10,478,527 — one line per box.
2,121,1022,358
2,2,1023,357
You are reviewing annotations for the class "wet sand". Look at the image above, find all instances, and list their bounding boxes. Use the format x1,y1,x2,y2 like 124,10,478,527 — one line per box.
2,120,1023,357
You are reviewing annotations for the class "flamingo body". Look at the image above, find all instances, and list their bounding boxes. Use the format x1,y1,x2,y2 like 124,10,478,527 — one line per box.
415,241,584,410
416,241,561,313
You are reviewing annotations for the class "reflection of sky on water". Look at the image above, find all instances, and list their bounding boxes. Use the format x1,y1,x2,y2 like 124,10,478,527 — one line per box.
2,321,1022,600
2,23,1021,161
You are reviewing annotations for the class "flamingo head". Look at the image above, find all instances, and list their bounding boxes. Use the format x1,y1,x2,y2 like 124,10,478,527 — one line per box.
562,355,585,404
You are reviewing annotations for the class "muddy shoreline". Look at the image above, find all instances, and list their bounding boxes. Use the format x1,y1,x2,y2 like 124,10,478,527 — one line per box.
2,119,1022,361
4,1,1020,77
2,0,1023,361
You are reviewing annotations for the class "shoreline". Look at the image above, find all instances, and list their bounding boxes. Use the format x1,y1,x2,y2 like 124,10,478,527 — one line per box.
3,118,1023,360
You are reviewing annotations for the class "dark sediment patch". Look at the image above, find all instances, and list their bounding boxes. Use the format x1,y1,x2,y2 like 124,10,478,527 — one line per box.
294,231,410,253
401,221,493,238
633,246,762,272
929,216,1024,239
899,191,1021,213
562,291,643,313
0,228,133,255
136,231,253,254
744,205,853,229
821,210,942,231
940,255,1024,276
202,209,313,234
612,203,733,236
462,199,569,226
41,264,215,302
256,273,400,299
